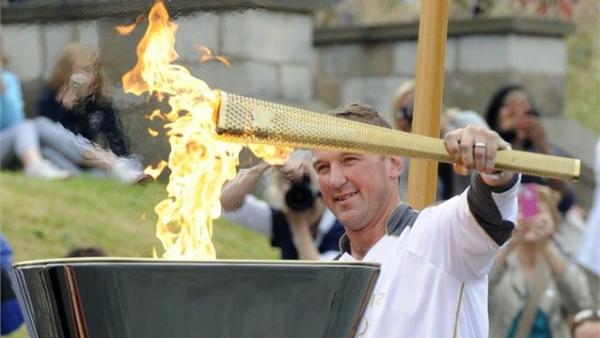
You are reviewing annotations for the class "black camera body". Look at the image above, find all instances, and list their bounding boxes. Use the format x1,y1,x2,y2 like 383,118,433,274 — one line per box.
285,175,317,212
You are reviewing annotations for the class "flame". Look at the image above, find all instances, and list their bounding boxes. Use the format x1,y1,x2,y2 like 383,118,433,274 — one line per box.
144,160,168,179
122,1,289,260
115,14,147,35
145,109,165,121
147,128,159,137
196,45,231,67
248,144,293,166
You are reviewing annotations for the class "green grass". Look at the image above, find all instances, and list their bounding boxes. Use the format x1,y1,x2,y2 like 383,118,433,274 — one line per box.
0,172,278,338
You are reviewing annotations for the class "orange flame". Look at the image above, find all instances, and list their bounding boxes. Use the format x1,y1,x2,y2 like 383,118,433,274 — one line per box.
144,160,168,179
196,45,232,67
145,109,165,121
147,128,159,137
123,1,290,260
115,14,147,36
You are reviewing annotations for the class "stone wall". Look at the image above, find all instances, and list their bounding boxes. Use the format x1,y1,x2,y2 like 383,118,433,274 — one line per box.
314,17,573,123
2,0,316,166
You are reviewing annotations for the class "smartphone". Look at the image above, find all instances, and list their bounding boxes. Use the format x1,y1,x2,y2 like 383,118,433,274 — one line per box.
519,184,540,219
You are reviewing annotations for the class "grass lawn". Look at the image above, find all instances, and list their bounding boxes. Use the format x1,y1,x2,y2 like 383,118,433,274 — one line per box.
0,172,278,338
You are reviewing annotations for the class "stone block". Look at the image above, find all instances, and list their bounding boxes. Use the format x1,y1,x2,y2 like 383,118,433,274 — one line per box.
445,39,457,72
76,21,100,49
341,76,411,124
457,35,509,73
392,39,455,76
314,76,342,108
174,13,220,64
510,36,566,75
190,60,278,101
444,72,512,115
42,24,75,79
96,18,145,86
2,24,43,82
316,44,364,77
222,10,312,64
392,41,417,75
364,44,394,76
280,64,311,101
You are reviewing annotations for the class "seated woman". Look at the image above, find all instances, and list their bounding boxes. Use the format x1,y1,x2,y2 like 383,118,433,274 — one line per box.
488,184,592,338
37,43,129,157
1,56,144,182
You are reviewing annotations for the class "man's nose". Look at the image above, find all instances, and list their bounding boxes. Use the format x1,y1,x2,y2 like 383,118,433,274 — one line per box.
328,163,347,189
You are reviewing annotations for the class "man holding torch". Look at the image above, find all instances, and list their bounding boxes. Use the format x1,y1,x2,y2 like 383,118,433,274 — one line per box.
311,103,519,338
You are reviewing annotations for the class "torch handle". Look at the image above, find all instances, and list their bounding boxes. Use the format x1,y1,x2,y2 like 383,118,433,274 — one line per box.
215,92,580,181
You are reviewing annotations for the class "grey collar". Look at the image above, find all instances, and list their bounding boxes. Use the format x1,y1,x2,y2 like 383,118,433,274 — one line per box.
336,204,419,256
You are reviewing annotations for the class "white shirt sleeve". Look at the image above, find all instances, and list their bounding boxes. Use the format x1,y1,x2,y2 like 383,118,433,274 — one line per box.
221,195,272,236
407,174,520,282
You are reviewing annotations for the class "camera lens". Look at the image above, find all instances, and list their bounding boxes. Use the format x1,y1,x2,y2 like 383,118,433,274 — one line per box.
284,175,315,212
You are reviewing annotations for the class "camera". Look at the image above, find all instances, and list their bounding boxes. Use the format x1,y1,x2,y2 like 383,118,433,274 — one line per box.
285,175,317,212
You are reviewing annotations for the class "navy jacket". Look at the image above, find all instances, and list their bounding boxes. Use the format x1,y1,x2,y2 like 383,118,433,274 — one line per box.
37,86,129,156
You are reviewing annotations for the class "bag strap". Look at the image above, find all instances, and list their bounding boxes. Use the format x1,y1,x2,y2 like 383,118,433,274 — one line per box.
514,262,549,338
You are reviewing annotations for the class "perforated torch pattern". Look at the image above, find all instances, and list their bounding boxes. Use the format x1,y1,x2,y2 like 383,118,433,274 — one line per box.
215,91,580,180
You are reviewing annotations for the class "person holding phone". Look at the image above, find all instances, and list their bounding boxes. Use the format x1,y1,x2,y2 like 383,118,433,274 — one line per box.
488,184,592,338
37,43,129,158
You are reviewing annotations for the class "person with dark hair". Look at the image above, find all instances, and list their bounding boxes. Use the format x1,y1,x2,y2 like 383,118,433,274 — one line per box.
485,84,576,214
311,102,520,338
37,43,129,157
65,246,108,258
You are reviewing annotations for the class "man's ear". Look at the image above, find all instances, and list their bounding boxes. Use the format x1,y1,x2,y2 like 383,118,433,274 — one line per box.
389,156,404,179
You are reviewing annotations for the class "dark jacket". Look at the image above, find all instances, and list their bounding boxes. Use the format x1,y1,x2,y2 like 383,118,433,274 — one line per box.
37,86,129,156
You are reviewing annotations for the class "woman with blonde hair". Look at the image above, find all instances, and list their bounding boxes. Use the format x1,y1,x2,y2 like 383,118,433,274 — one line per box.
38,43,129,158
390,79,414,132
488,183,592,338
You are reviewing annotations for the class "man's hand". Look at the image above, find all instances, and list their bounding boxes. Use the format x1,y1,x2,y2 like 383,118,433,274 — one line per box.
444,125,515,187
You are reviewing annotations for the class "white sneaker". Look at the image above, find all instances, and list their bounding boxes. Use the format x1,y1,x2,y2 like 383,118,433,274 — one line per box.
24,160,71,180
110,157,148,184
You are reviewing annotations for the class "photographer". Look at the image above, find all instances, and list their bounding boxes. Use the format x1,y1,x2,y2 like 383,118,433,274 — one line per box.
220,159,344,260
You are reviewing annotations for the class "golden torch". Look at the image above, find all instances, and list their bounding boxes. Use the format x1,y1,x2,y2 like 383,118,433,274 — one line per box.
215,91,580,181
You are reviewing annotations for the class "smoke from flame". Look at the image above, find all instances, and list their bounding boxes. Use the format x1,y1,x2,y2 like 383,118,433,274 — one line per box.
122,1,289,259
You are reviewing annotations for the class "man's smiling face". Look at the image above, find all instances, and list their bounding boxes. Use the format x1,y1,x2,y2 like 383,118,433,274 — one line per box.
312,151,402,232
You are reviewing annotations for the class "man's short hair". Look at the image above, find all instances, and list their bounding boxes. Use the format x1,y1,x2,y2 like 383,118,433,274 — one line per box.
328,103,392,129
65,246,108,258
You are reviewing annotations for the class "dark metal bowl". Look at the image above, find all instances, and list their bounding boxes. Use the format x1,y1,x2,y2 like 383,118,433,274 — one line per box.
11,258,379,338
